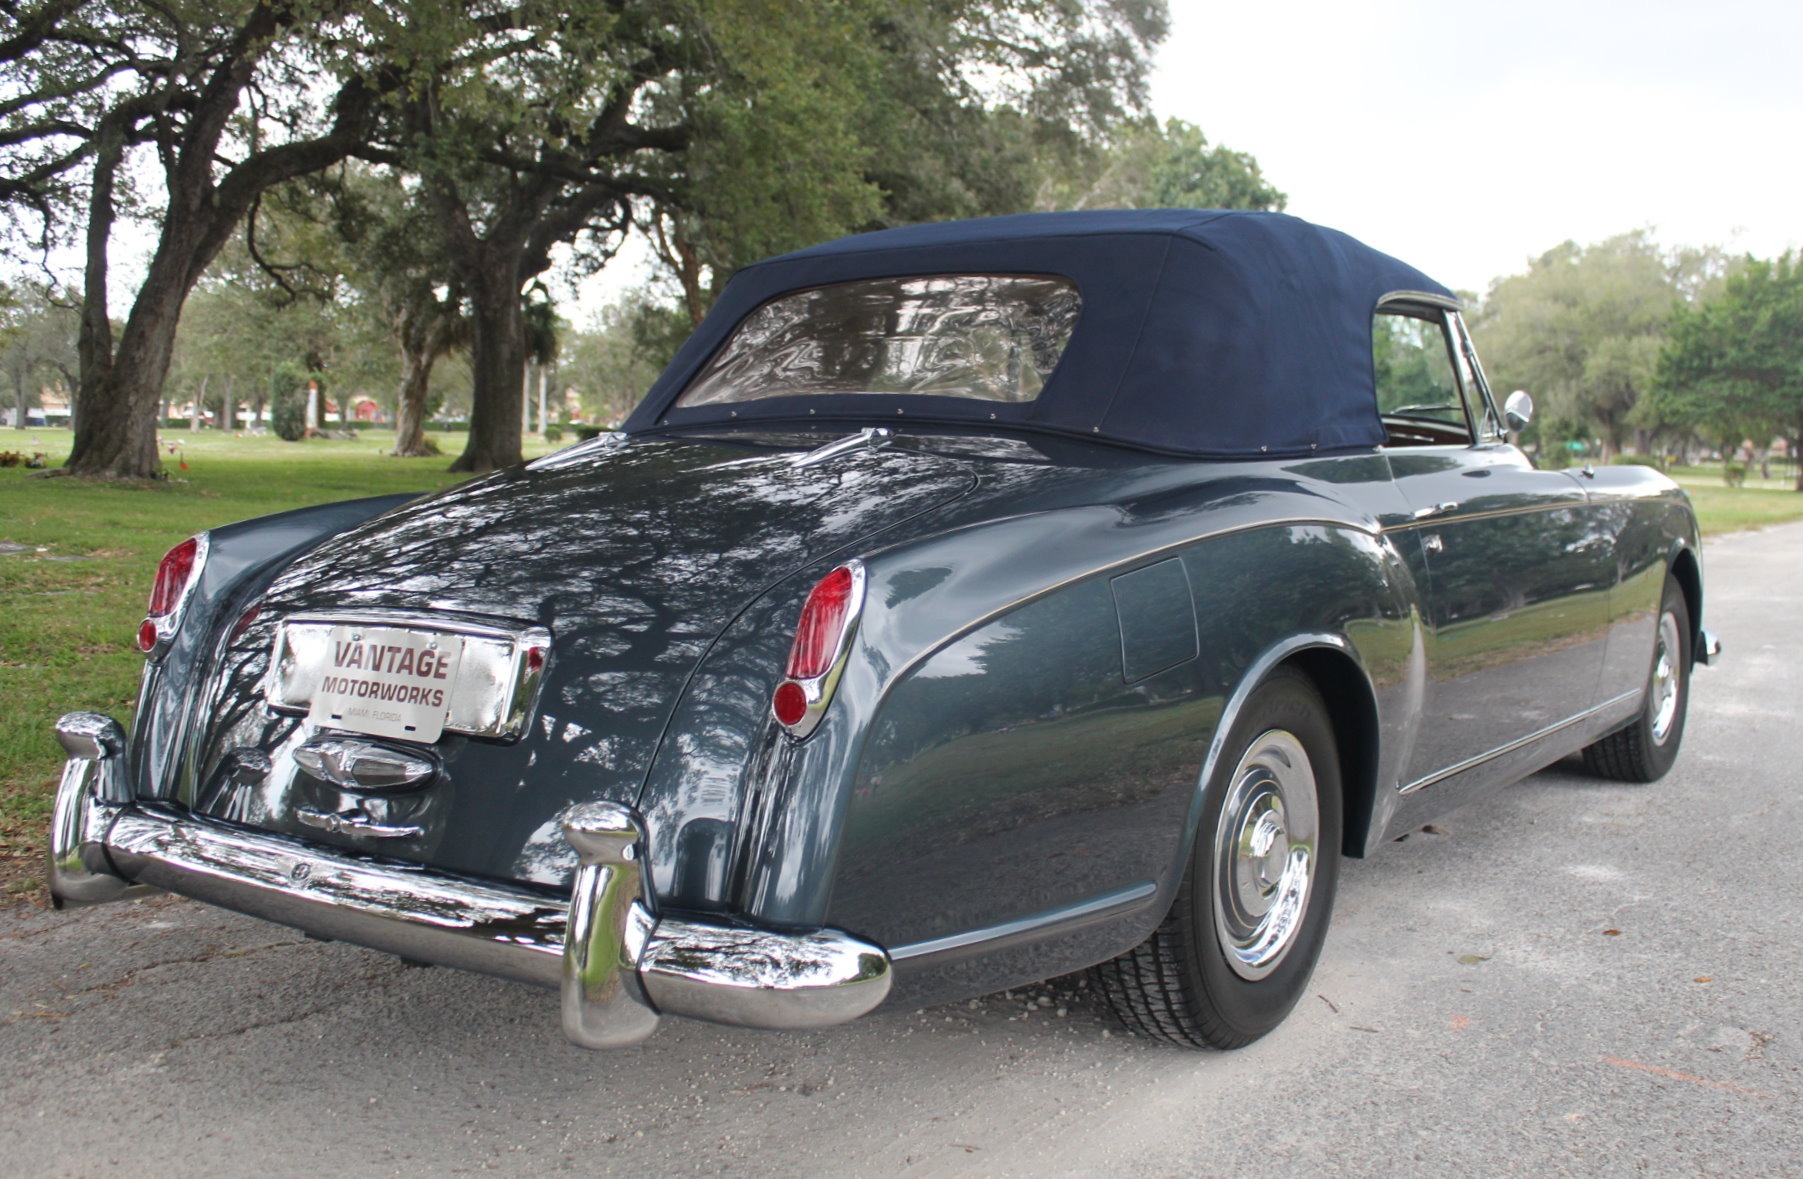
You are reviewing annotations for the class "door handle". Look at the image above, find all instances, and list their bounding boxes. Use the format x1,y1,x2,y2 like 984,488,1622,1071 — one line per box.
1413,501,1460,520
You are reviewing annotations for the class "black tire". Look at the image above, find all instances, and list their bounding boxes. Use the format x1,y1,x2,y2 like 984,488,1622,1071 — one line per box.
1582,574,1691,783
1093,668,1342,1048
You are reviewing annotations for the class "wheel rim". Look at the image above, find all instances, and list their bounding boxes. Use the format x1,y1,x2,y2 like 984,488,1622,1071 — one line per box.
1650,609,1683,745
1212,729,1318,981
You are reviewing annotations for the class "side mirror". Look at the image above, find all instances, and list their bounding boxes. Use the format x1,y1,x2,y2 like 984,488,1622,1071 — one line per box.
1503,390,1534,433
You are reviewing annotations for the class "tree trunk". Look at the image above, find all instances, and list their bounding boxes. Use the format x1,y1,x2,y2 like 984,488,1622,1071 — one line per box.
65,117,146,477
654,215,709,327
392,350,437,457
191,373,206,432
12,374,24,429
450,271,526,474
220,375,234,433
677,235,707,328
58,8,376,479
66,271,192,478
391,299,454,458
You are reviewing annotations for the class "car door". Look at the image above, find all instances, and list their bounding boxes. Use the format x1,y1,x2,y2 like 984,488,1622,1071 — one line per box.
1375,300,1615,791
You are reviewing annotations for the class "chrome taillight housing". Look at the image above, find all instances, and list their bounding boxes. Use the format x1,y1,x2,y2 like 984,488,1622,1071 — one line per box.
772,561,866,739
137,533,209,654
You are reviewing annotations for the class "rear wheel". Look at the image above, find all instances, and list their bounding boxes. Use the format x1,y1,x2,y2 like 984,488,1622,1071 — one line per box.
1093,668,1342,1048
1582,574,1691,783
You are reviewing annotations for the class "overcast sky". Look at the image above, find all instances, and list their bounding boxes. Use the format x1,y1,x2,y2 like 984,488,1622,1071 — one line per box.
1151,0,1803,295
22,1,1797,317
574,0,1799,315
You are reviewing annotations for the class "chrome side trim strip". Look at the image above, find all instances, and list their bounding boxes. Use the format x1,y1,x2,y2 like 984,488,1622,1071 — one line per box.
884,516,1383,691
888,880,1158,961
1381,498,1590,534
1399,690,1640,796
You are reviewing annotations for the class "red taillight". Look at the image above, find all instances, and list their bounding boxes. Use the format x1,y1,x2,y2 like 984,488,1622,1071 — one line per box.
147,536,201,618
772,562,865,739
785,566,856,679
772,681,808,727
139,534,205,654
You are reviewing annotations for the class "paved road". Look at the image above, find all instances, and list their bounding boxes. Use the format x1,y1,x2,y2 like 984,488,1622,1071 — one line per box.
4,524,1800,1177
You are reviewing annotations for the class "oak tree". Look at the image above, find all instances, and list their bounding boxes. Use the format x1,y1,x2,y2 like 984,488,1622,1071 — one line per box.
1655,253,1803,489
1,0,392,477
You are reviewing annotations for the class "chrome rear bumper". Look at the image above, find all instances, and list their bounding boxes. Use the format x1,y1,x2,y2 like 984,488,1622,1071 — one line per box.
48,712,892,1048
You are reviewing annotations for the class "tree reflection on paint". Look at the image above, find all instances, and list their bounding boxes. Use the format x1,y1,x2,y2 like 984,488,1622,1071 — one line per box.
188,434,977,886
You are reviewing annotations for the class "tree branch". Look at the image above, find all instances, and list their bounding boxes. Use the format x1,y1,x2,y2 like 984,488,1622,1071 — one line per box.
0,0,85,64
523,179,630,273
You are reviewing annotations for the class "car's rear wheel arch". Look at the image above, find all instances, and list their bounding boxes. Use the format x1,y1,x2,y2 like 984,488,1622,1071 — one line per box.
1171,637,1378,878
1668,546,1704,663
1282,646,1380,860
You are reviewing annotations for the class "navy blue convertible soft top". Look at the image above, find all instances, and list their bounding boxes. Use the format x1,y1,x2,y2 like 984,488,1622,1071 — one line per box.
622,210,1455,458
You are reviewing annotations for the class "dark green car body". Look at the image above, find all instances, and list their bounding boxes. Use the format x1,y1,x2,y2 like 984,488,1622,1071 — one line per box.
55,211,1711,1042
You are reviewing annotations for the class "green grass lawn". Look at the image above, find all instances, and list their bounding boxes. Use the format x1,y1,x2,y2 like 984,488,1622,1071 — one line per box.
0,426,557,899
1668,464,1803,534
2,430,1800,903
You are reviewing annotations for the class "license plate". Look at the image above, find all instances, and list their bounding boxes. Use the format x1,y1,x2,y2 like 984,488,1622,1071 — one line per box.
306,625,466,743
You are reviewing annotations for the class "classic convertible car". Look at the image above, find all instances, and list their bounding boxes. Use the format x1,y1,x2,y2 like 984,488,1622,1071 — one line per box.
51,210,1716,1050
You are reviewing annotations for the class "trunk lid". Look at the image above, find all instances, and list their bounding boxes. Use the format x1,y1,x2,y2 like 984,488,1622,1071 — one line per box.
184,433,976,888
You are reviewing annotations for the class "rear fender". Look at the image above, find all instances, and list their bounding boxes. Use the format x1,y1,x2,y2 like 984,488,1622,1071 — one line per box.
816,517,1414,946
646,463,1417,952
131,494,423,802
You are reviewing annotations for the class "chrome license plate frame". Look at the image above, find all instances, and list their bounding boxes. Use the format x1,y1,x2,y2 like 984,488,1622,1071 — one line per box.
267,612,551,742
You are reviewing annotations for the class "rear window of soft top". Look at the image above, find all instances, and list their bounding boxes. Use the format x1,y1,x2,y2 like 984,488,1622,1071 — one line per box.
674,274,1081,408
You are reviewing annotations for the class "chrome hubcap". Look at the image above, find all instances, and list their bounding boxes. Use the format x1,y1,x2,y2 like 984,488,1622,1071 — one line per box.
1650,610,1682,745
1212,729,1318,981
